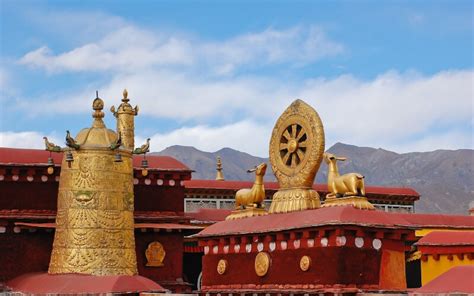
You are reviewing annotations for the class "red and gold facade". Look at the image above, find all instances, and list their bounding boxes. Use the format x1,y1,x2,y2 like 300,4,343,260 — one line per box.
0,147,194,292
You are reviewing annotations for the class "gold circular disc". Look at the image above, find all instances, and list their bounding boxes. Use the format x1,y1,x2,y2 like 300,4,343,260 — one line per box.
217,259,228,275
255,252,270,277
300,255,311,271
269,100,325,188
47,166,54,175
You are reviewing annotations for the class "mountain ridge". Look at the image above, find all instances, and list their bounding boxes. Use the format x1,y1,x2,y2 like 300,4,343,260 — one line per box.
152,143,474,214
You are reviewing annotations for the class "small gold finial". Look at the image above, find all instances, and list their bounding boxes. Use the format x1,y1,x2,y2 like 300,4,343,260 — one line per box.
92,91,105,125
216,156,225,181
122,89,129,103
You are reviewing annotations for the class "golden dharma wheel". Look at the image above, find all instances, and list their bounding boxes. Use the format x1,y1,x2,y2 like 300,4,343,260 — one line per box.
269,99,325,188
268,100,325,213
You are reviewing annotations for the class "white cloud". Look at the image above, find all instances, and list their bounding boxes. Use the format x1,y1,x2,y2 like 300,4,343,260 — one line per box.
19,25,343,74
10,15,474,155
0,131,61,149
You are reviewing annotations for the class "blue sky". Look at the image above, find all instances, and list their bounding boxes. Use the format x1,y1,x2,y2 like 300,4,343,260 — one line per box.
1,0,472,156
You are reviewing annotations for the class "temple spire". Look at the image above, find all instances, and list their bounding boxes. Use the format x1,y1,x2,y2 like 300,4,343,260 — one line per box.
216,156,225,181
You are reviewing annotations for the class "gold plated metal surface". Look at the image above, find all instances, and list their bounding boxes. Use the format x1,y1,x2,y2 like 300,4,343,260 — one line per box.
48,94,139,276
322,196,375,210
300,255,312,271
226,163,268,220
215,156,225,181
323,152,366,198
255,252,270,277
217,259,228,275
145,241,166,267
110,89,138,151
269,100,325,213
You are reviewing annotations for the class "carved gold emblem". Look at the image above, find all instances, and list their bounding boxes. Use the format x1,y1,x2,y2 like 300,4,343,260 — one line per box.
300,255,311,271
217,259,228,275
269,99,325,213
145,241,166,267
255,252,270,277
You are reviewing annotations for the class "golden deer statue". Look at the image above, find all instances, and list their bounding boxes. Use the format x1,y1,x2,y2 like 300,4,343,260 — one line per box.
323,153,365,198
235,163,267,209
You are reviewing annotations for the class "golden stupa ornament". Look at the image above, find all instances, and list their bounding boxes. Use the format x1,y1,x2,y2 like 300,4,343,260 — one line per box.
268,99,325,213
215,156,225,181
48,91,143,275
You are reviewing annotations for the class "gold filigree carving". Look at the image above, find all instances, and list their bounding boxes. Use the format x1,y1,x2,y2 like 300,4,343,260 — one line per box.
269,100,325,213
300,255,311,271
217,259,228,275
145,241,166,267
255,252,271,277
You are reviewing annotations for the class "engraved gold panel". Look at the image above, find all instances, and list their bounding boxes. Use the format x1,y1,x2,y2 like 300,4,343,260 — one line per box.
255,252,271,277
145,241,166,267
217,259,228,275
269,100,325,213
300,255,311,271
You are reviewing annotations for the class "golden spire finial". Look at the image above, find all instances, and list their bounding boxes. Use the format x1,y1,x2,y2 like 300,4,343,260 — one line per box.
92,91,105,126
216,156,225,181
122,89,129,103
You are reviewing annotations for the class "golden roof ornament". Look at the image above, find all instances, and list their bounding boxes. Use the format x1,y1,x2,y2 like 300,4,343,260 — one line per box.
110,89,138,151
268,99,325,213
226,163,268,220
215,156,225,181
321,152,374,210
47,91,144,276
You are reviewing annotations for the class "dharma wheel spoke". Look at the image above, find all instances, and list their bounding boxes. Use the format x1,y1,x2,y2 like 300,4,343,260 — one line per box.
282,130,291,141
298,141,307,148
291,124,297,138
296,149,305,161
279,143,288,151
282,151,291,165
291,153,297,167
296,130,306,142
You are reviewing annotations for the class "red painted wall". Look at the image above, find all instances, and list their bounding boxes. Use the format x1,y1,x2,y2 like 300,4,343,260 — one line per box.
135,231,184,287
134,185,184,213
202,247,381,287
0,182,58,210
0,229,53,283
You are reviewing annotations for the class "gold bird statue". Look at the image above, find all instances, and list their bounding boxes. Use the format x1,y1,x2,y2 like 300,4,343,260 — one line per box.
133,138,150,154
65,130,80,149
43,137,62,152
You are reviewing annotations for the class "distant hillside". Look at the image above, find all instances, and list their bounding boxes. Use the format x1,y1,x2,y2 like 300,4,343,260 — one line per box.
153,143,474,215
154,145,275,181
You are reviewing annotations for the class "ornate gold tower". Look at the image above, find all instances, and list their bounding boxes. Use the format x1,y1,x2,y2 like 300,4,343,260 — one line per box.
268,99,325,213
111,89,138,151
48,94,138,275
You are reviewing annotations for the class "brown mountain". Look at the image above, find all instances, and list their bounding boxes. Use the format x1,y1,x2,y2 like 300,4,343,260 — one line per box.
153,143,474,215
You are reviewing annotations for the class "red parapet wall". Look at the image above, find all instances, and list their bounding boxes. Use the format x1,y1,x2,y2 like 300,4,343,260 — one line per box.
199,227,410,292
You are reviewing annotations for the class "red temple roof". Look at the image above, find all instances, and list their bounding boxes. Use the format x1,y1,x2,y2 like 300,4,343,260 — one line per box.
410,265,474,294
7,273,166,294
187,208,233,223
0,147,190,171
194,207,474,238
416,231,474,246
184,179,419,197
